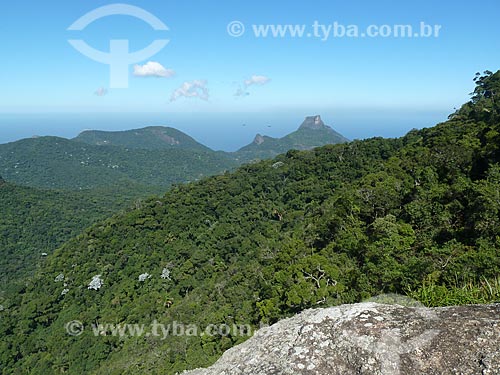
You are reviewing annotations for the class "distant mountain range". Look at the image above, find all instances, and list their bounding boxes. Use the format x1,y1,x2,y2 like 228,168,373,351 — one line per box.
0,116,348,191
73,115,348,160
235,115,349,161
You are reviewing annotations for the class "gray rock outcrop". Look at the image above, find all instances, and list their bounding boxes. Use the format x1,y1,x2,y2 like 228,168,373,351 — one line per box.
183,301,500,375
299,115,326,130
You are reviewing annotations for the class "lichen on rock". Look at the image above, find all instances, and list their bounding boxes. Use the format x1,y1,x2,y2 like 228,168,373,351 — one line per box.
183,301,500,375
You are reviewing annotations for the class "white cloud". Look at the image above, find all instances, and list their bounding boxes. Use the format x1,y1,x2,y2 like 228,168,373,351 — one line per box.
244,75,271,87
94,87,108,96
170,80,209,102
133,61,175,78
235,75,271,96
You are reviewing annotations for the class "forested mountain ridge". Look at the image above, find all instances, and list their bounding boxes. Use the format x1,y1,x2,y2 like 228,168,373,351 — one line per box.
1,71,499,374
235,115,349,161
0,136,237,191
74,126,212,152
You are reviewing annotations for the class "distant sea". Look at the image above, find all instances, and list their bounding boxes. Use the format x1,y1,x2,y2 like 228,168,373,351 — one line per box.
0,110,451,152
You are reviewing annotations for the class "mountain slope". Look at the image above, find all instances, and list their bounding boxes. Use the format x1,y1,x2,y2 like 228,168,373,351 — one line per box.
236,115,349,161
74,126,212,152
1,71,500,374
0,136,237,190
0,181,129,288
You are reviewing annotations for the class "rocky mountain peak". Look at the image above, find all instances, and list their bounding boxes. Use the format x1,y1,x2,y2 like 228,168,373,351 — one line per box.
299,115,326,130
253,134,265,145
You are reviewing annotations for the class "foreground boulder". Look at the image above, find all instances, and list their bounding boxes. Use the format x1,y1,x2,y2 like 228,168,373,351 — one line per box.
183,301,500,375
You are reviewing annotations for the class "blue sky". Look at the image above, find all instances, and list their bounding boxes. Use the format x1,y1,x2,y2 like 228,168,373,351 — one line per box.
0,0,499,149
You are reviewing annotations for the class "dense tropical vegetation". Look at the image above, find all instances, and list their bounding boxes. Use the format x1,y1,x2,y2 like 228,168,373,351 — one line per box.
0,136,237,191
0,182,137,289
0,71,499,374
0,116,348,309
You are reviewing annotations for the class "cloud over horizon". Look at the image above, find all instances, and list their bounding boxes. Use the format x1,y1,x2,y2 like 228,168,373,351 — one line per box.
133,61,175,78
170,80,209,102
235,75,271,97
